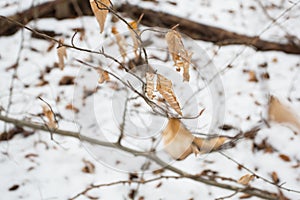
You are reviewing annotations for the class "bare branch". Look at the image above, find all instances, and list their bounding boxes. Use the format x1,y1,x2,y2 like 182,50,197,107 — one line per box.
0,113,282,200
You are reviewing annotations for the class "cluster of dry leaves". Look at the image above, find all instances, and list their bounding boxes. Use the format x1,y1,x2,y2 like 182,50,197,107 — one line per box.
56,0,300,164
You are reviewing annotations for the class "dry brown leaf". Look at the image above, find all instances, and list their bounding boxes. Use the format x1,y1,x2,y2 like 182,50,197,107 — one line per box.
162,118,228,160
182,50,192,82
146,72,155,99
162,118,198,160
112,27,127,60
57,44,67,70
193,136,227,153
268,95,300,133
248,70,258,82
165,29,184,64
90,0,110,33
237,174,255,185
97,68,110,84
59,76,74,85
82,159,95,174
165,29,192,82
279,154,291,162
156,74,182,115
65,103,79,113
271,171,279,184
42,105,57,129
128,21,140,57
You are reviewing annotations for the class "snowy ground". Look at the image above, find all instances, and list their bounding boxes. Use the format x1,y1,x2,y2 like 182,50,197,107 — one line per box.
0,0,300,199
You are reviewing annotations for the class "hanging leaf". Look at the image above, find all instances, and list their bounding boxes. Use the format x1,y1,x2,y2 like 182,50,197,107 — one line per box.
128,20,140,58
162,118,199,160
42,105,57,129
268,95,300,133
90,0,111,33
182,50,192,82
162,118,229,160
57,41,67,70
237,174,255,185
146,72,155,99
271,171,279,184
165,29,192,82
112,27,127,61
156,74,182,115
193,136,227,153
165,29,184,64
97,68,110,84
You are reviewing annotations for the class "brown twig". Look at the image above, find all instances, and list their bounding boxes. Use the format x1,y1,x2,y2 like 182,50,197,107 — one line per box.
219,151,300,194
69,175,181,200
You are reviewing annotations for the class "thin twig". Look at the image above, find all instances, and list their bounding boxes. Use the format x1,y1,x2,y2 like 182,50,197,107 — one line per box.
94,0,149,64
219,151,300,194
69,175,181,200
0,113,284,200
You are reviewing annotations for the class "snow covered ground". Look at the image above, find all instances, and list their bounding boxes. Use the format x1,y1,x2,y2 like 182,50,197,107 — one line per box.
0,0,300,199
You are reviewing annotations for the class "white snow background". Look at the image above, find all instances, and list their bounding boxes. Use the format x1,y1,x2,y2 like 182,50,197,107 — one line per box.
0,0,300,199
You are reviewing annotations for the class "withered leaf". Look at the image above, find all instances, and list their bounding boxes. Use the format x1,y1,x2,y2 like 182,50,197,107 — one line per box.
182,50,192,82
165,29,192,82
279,154,291,162
146,72,155,99
82,159,95,174
8,184,19,191
97,68,110,84
162,118,228,160
57,44,67,70
128,20,140,57
156,74,182,115
42,105,57,129
271,171,279,184
59,76,74,85
268,95,300,133
156,182,162,188
165,29,184,64
65,103,79,113
90,0,111,33
112,27,127,60
248,70,258,82
194,136,227,153
237,174,255,185
162,118,198,160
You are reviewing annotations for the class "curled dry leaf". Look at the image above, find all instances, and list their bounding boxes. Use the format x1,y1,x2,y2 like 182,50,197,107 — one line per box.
237,174,255,185
162,118,199,160
146,72,155,99
57,43,67,70
42,105,57,129
194,136,227,153
162,118,228,160
82,159,95,174
165,29,184,64
156,74,182,115
268,95,300,133
165,29,192,82
90,0,111,33
112,27,127,60
248,70,258,82
97,68,110,84
182,50,192,82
